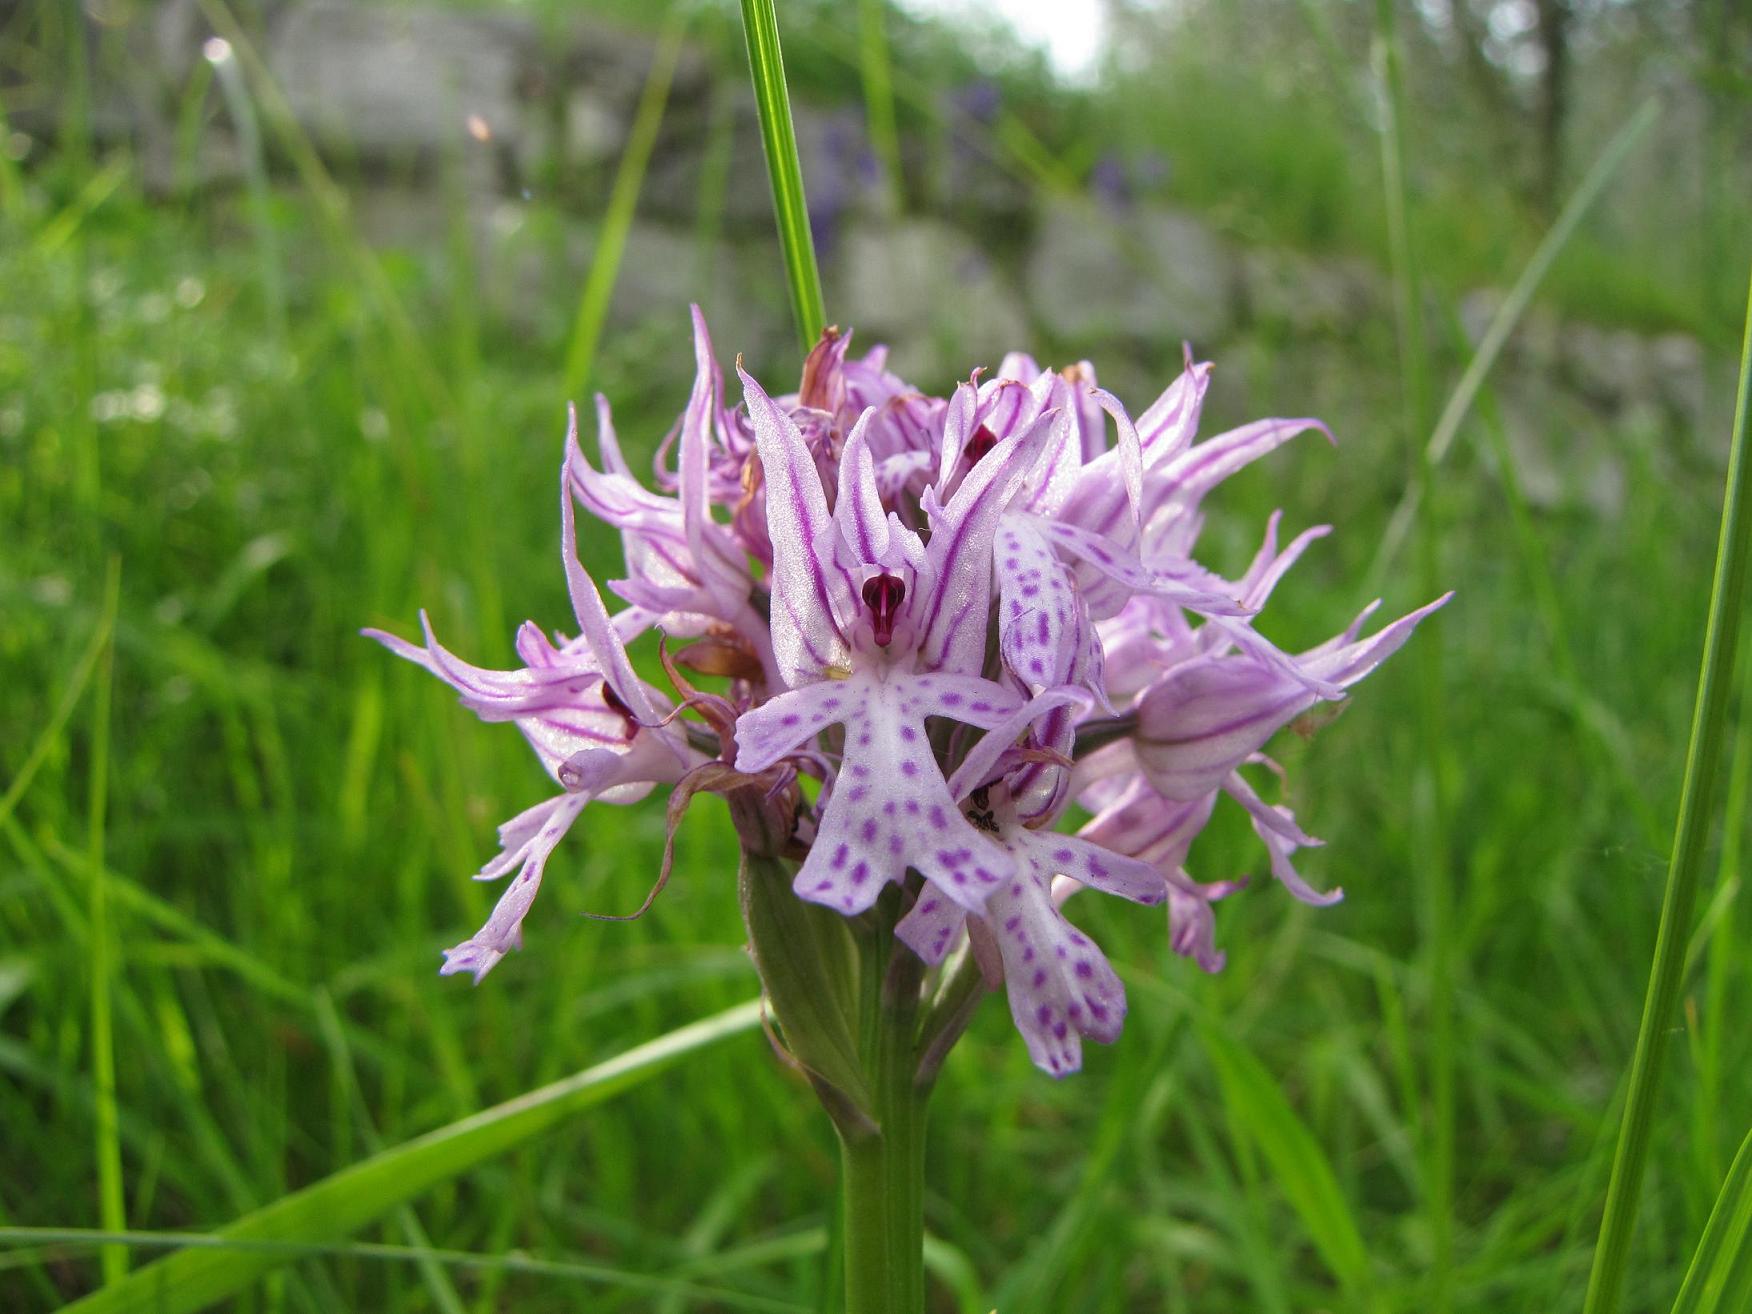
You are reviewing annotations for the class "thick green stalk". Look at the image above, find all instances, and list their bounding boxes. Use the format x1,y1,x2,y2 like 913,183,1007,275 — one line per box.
739,0,826,350
839,939,927,1314
1582,268,1752,1313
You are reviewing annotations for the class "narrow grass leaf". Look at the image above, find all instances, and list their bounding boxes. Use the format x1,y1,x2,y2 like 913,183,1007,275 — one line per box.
562,13,686,401
86,561,124,1284
854,0,903,211
0,1229,807,1312
1670,1127,1752,1314
0,583,118,830
1199,1022,1371,1292
56,1000,762,1314
1369,96,1661,589
740,0,826,349
1584,267,1752,1314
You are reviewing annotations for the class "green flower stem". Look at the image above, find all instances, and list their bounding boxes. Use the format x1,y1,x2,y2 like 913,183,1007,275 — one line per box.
839,935,928,1314
739,0,827,351
1582,266,1752,1314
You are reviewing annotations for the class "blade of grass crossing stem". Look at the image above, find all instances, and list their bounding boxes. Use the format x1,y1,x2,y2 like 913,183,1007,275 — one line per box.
2,1230,807,1312
1372,4,1453,1303
1584,269,1752,1314
56,1000,763,1314
1368,96,1661,592
312,991,465,1314
562,13,685,401
740,0,826,350
1670,1127,1752,1314
86,561,123,1284
1199,1023,1371,1295
855,0,903,212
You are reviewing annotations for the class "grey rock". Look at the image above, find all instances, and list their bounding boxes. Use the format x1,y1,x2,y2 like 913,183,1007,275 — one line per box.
1239,246,1382,334
840,219,1028,383
266,2,535,162
1028,198,1235,349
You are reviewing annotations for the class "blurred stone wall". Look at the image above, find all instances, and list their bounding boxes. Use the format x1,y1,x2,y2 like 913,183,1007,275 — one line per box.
59,0,1733,515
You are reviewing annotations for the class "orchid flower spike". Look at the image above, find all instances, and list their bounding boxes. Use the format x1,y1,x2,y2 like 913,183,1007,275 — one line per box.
370,307,1449,1076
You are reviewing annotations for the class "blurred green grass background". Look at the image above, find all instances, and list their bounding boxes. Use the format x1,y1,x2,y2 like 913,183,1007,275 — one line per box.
3,0,1751,1308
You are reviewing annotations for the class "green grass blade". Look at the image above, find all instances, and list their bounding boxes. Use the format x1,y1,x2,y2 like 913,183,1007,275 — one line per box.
56,1000,763,1313
854,0,903,212
0,1229,807,1312
1369,96,1661,590
562,13,686,401
740,0,826,350
86,561,124,1284
1583,267,1752,1314
1199,1023,1371,1292
1671,1127,1752,1314
0,583,118,830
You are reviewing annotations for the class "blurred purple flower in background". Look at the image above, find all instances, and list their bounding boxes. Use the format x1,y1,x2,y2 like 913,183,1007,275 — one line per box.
372,310,1448,1075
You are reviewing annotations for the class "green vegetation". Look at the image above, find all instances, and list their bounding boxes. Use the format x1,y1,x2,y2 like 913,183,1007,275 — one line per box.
3,0,1750,1309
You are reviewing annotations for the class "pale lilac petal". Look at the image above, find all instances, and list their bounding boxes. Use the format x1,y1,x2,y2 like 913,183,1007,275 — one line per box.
734,679,866,774
559,467,658,724
1135,349,1212,464
1158,416,1332,505
1223,771,1339,906
1133,658,1315,801
1164,869,1241,972
945,686,1088,801
994,517,1100,693
833,409,890,566
986,872,1125,1077
1236,513,1333,610
1032,832,1164,904
1302,593,1454,687
439,793,588,981
1031,516,1249,617
740,366,855,686
895,885,967,964
791,675,1015,915
917,407,1058,673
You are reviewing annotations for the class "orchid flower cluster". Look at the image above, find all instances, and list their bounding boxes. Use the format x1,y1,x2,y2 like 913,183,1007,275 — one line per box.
370,308,1448,1077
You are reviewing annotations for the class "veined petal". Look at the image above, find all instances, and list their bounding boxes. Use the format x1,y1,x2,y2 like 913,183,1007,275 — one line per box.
439,793,588,981
560,467,659,725
735,678,862,774
1301,592,1453,687
1156,416,1332,509
1028,515,1249,618
917,407,1059,673
1133,657,1315,801
895,885,967,964
986,867,1125,1077
833,409,891,567
1135,348,1212,465
740,366,856,686
681,306,721,606
790,674,1017,915
994,516,1102,695
1224,770,1340,906
1236,512,1333,610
